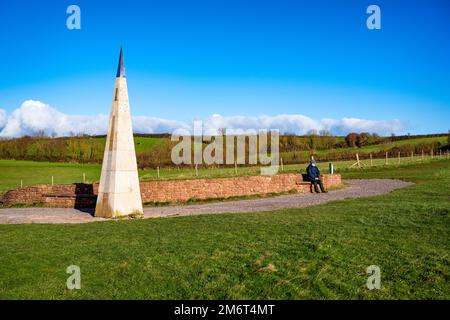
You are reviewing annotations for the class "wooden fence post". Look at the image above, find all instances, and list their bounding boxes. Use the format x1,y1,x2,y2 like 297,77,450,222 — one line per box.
370,153,373,166
51,176,54,186
157,166,160,179
280,157,284,171
234,161,238,175
195,164,198,177
398,152,401,164
422,150,424,161
350,153,363,168
385,152,388,165
83,173,86,184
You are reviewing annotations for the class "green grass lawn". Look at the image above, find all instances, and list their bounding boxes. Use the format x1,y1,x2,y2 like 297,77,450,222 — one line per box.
0,160,449,299
1,154,448,192
0,160,102,192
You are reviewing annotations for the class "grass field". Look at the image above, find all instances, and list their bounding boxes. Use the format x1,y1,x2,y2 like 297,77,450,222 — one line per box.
0,160,449,299
85,135,450,159
0,160,102,192
281,136,448,159
1,152,449,192
92,136,164,153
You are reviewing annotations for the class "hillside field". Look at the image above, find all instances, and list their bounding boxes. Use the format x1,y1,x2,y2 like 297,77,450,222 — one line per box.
0,134,447,167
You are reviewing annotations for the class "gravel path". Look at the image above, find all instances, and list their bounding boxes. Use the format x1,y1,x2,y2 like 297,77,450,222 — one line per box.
0,179,412,224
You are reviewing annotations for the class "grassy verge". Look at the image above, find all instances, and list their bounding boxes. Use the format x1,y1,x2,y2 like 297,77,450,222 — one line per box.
0,203,46,209
0,160,449,299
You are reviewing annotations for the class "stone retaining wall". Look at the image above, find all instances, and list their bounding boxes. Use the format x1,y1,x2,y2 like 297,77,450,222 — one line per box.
0,174,341,208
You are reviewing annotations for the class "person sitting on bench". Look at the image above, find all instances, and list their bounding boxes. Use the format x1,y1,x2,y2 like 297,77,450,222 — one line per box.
306,159,328,193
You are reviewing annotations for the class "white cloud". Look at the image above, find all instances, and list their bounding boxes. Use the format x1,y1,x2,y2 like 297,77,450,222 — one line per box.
133,116,190,134
202,114,406,136
203,114,320,135
0,108,6,131
0,100,109,137
0,100,407,138
320,117,407,136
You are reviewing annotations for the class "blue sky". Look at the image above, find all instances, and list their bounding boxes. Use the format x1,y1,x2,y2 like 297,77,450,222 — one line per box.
0,0,449,136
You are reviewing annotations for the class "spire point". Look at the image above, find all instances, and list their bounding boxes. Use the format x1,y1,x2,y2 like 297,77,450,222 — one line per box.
116,48,126,78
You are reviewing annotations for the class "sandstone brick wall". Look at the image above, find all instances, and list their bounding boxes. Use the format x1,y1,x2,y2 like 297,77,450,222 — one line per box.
0,184,96,207
321,174,342,189
0,174,341,208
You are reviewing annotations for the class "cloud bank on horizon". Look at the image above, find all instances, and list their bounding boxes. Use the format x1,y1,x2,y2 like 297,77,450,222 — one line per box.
0,100,407,138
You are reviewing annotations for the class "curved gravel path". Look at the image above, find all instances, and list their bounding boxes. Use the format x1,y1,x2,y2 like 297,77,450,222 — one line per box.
0,179,412,224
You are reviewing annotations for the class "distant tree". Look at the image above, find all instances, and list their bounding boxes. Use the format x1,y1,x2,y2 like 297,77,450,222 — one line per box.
356,132,370,147
345,133,359,147
319,130,332,137
306,130,320,150
34,130,47,138
367,133,381,144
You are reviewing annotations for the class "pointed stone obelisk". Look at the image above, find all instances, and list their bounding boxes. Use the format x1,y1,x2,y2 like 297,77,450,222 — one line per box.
95,48,143,218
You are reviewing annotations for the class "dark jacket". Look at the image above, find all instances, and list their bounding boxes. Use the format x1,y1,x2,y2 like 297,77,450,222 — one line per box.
306,164,321,181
